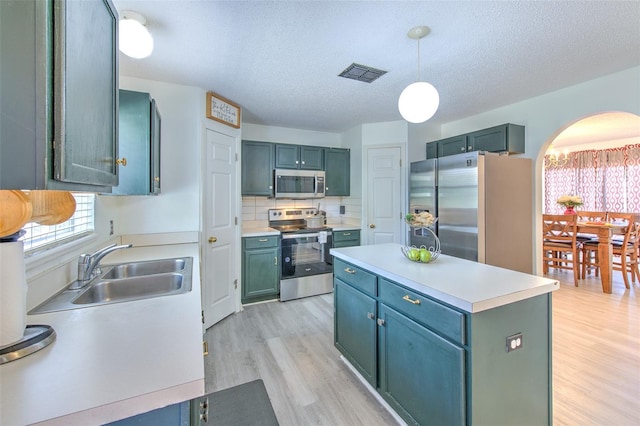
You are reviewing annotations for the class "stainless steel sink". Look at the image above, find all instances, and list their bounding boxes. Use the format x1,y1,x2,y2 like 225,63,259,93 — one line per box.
101,258,186,279
73,273,184,305
29,257,193,314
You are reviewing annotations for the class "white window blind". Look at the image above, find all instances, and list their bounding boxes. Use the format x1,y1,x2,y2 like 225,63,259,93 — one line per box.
22,193,95,252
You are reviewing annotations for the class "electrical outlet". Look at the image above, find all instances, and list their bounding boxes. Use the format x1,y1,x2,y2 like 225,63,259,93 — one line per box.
506,332,523,352
109,220,114,236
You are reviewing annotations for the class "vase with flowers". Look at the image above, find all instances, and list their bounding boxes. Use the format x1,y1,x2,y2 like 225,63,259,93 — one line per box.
556,195,583,214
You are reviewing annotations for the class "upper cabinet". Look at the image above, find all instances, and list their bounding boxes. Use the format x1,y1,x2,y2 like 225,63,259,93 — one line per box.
112,90,161,195
242,140,275,196
324,148,350,196
0,0,119,191
426,123,525,159
275,144,324,170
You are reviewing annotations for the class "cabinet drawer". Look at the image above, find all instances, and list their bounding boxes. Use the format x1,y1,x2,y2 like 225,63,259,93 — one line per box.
334,259,376,297
333,230,360,243
379,278,465,344
243,235,279,249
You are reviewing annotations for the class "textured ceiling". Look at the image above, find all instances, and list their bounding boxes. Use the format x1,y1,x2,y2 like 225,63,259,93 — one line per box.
113,0,640,134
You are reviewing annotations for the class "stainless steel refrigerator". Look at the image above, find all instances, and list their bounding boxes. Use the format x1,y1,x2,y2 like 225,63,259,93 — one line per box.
409,151,533,274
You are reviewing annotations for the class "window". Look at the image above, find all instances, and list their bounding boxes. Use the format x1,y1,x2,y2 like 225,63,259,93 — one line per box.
22,193,95,252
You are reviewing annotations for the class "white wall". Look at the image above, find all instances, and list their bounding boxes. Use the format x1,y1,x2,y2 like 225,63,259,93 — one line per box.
242,123,341,147
112,77,203,234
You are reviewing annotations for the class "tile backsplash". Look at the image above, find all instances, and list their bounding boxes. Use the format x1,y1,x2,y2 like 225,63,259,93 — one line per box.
242,196,361,226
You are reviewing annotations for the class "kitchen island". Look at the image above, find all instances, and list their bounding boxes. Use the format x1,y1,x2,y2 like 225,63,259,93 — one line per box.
330,243,559,426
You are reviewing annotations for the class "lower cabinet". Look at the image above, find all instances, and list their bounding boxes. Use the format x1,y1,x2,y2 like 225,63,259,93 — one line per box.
378,304,465,425
333,258,552,426
242,236,280,304
332,229,360,248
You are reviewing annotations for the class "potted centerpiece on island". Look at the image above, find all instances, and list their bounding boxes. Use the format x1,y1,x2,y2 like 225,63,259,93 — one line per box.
402,211,441,263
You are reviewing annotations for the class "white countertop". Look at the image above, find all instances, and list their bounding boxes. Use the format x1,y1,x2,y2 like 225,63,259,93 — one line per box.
241,226,280,237
0,243,205,426
331,243,559,313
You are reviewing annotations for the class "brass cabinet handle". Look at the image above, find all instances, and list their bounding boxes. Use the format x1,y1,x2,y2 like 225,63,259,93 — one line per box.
275,257,278,265
369,224,376,229
403,295,421,305
154,176,160,182
116,157,127,166
259,238,268,242
343,232,351,236
203,341,209,356
367,312,375,320
208,236,217,243
344,267,356,274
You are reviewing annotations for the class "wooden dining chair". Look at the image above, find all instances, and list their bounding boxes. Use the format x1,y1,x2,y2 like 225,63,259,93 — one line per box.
581,212,636,289
542,214,580,286
575,210,608,243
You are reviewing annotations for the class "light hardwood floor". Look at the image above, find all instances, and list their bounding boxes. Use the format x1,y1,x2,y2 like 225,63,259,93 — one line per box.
205,272,639,425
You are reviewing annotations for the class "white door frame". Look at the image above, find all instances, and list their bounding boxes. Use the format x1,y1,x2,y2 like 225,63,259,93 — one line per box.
362,144,406,245
200,118,242,329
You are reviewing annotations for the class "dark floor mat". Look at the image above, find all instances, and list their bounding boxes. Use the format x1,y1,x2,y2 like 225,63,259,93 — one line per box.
209,379,279,426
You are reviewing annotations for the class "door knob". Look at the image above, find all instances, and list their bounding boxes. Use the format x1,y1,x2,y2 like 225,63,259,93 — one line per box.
208,237,217,243
369,224,376,229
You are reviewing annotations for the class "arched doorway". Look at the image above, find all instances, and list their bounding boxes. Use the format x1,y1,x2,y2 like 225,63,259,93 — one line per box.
535,111,640,275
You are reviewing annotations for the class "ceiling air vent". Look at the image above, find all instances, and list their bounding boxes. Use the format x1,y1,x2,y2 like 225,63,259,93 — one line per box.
338,63,387,83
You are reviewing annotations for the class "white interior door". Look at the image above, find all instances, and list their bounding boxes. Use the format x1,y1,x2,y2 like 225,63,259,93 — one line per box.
202,125,238,329
366,146,404,244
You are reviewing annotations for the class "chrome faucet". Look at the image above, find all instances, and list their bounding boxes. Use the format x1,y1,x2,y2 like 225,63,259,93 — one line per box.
70,243,133,289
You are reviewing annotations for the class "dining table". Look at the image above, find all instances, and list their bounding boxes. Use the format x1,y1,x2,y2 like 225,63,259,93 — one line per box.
577,221,626,294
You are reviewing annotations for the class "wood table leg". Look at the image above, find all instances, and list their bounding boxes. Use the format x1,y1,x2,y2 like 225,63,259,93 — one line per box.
597,228,613,294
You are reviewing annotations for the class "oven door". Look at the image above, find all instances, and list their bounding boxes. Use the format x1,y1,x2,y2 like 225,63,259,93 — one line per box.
281,231,333,278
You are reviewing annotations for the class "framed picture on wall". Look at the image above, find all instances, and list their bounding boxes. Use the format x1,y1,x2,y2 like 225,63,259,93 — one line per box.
206,91,241,128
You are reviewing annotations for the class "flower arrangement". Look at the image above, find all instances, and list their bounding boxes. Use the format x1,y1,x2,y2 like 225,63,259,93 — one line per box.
405,211,436,228
556,195,583,208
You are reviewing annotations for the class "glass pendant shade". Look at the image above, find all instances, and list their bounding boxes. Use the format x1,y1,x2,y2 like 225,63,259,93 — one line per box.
398,81,440,123
119,17,154,59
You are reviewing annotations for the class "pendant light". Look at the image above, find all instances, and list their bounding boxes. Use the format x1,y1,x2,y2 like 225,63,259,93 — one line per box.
398,26,439,123
119,10,154,59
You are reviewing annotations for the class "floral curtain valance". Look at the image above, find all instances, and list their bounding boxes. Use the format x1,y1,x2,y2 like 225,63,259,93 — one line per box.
544,143,640,214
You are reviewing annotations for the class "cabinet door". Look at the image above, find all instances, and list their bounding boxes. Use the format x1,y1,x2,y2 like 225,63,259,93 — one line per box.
468,123,525,154
426,141,438,159
334,279,377,386
378,304,465,426
53,0,119,187
150,99,161,194
324,148,350,196
242,141,274,196
332,230,360,248
300,146,324,170
438,135,470,157
274,144,300,169
113,90,152,195
242,247,279,303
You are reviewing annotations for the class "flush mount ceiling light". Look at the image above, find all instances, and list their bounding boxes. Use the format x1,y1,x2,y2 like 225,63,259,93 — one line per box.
398,26,439,124
119,10,154,59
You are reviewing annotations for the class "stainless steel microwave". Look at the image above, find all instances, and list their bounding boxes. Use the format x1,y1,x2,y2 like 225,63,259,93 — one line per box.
274,169,325,199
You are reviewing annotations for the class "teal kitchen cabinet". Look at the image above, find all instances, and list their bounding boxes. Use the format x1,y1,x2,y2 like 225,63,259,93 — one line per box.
467,123,525,154
427,123,525,160
438,135,470,157
242,236,280,303
332,230,360,248
324,148,350,196
333,256,551,426
112,90,161,195
378,304,465,425
275,144,324,170
0,0,118,191
242,140,274,196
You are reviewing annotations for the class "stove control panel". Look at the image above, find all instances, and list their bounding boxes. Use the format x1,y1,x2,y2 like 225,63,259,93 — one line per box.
268,208,318,221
